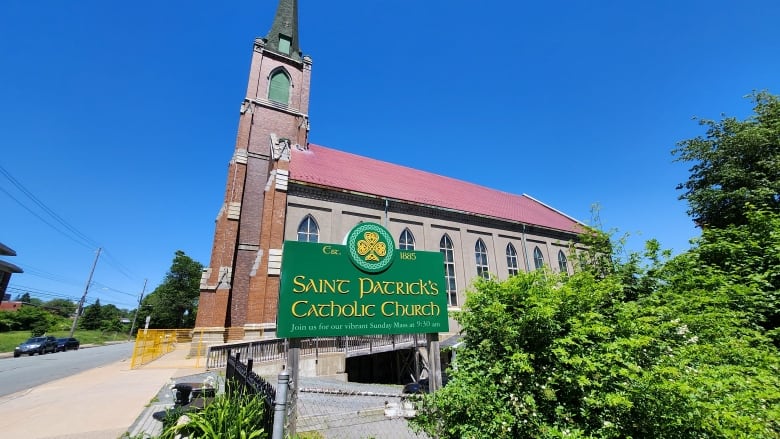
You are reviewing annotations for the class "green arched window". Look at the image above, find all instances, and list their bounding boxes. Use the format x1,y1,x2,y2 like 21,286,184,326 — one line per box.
268,70,290,104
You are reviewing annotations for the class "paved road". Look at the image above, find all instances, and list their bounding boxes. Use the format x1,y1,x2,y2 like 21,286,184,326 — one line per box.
0,342,193,439
0,342,133,397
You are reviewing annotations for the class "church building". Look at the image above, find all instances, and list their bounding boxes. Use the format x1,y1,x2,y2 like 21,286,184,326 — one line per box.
193,0,584,346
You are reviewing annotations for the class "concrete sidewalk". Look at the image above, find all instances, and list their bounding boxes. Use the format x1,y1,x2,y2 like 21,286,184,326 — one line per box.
0,342,207,439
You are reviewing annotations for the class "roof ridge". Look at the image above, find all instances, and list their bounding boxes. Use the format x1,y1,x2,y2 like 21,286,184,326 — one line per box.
307,143,528,200
521,193,586,227
293,144,582,234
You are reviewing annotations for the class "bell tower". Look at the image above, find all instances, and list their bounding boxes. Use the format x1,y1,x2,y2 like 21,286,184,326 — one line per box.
195,0,311,343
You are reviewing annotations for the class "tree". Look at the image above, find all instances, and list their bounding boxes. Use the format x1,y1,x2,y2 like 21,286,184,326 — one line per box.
79,299,103,330
688,204,780,342
673,90,780,229
99,304,125,332
13,292,44,307
0,311,19,332
11,305,58,335
43,298,77,318
141,250,203,329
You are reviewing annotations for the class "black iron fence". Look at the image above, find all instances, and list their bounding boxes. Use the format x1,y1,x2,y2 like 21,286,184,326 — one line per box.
226,352,277,434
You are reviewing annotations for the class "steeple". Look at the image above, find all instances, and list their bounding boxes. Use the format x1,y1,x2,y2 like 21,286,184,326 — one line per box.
265,0,301,62
194,0,311,341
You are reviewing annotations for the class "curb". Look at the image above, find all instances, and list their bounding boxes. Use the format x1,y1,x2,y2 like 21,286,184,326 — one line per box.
0,343,103,359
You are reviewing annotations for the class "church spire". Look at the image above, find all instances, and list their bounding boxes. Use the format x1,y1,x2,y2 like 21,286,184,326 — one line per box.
265,0,301,62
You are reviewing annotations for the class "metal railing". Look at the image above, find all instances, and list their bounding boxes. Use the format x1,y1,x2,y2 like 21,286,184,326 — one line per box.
206,334,427,370
130,329,191,369
226,352,277,434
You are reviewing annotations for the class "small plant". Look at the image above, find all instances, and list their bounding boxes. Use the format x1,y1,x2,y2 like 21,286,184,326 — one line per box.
159,383,268,439
160,406,189,431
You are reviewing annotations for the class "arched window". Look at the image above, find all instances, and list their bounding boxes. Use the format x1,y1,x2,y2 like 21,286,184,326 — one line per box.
440,234,457,306
297,215,319,242
506,243,519,276
268,69,291,104
399,228,415,250
475,238,489,279
533,246,545,270
558,250,568,274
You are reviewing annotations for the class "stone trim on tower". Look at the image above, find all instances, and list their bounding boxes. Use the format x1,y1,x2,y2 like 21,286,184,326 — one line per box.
194,0,310,342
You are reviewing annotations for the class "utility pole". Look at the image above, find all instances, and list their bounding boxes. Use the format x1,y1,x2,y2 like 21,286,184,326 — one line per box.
128,278,147,338
69,247,101,338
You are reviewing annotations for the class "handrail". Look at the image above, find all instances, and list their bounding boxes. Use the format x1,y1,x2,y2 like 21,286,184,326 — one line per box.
205,333,427,370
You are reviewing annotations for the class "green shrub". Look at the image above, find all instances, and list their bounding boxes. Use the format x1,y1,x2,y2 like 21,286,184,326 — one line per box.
160,406,189,431
159,382,268,439
409,265,780,438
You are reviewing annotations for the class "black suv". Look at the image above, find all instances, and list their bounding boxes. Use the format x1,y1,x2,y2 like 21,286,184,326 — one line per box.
14,336,58,357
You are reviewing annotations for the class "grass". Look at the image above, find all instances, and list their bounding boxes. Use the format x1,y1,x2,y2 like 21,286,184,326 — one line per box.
0,330,133,353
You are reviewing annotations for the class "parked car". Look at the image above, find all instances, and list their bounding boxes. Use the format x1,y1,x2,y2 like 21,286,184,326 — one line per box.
56,337,80,352
13,336,58,357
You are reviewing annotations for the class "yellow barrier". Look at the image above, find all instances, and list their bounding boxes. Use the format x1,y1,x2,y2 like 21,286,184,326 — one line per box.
191,328,206,368
130,329,189,369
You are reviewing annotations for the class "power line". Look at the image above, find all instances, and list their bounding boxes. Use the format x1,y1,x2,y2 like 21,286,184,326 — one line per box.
11,265,138,299
0,186,93,251
13,263,84,288
1,164,144,295
17,267,144,307
5,286,137,309
91,281,137,297
0,164,100,249
16,259,143,295
100,249,137,281
6,285,79,302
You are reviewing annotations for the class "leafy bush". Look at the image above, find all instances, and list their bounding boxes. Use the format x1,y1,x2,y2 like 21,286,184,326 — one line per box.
159,405,189,432
410,250,780,438
159,382,268,439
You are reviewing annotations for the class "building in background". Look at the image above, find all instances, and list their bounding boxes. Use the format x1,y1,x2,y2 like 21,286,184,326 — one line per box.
194,0,584,345
0,243,23,306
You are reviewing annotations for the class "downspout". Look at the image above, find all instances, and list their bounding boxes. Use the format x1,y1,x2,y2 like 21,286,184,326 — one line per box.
521,224,530,272
384,199,389,228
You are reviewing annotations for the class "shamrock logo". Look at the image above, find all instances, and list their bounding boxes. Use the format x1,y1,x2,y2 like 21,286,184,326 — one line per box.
357,231,387,262
346,222,395,273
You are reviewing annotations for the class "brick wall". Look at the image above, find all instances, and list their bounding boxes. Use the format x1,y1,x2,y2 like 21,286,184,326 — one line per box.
195,39,311,337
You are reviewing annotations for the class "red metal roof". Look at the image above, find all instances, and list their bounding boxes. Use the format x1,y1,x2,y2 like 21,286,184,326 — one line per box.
290,144,583,234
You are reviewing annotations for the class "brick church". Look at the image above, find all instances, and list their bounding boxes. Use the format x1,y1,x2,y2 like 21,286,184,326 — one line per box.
193,0,584,346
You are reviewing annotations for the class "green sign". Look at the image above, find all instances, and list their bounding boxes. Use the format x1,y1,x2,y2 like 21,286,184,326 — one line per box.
278,223,450,338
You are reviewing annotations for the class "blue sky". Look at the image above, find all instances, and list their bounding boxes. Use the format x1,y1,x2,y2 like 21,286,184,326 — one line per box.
2,0,779,310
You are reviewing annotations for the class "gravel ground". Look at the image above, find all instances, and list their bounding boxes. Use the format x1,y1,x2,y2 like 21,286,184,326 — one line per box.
129,373,427,439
